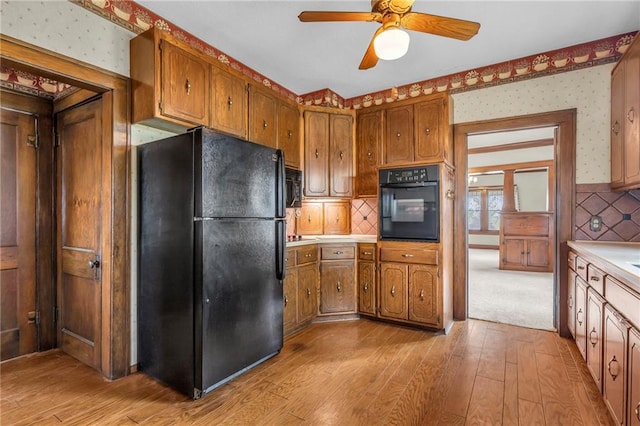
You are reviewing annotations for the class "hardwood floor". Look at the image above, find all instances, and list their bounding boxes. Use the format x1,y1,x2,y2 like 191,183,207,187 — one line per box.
1,319,613,425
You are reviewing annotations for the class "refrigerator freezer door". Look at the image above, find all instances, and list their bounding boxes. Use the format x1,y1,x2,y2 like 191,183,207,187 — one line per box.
196,128,284,219
196,219,283,392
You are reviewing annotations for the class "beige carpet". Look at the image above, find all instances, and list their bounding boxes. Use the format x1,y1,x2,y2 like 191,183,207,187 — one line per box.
468,248,554,330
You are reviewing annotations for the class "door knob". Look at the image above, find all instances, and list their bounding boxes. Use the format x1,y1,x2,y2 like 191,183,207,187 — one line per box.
88,259,100,269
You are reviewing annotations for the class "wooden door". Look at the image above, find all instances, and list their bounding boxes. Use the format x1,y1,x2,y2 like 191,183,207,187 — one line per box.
384,105,413,165
586,288,605,392
304,111,329,197
574,276,588,361
278,102,300,169
414,99,442,162
248,84,277,148
629,327,640,426
56,98,103,370
408,264,439,325
358,261,375,315
610,62,625,187
283,267,298,335
603,304,629,426
297,202,323,235
297,263,317,323
319,261,355,314
379,263,407,320
210,66,247,139
356,110,382,197
0,108,37,361
323,202,350,235
160,39,210,125
329,113,353,197
624,38,640,185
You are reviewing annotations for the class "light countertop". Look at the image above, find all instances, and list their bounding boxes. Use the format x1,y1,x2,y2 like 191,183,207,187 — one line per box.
286,234,377,247
567,241,640,292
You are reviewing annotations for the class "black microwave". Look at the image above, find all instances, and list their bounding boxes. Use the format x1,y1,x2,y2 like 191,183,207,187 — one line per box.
285,167,302,208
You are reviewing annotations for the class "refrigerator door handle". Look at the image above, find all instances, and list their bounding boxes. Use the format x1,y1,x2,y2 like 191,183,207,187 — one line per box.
275,149,285,219
276,219,286,281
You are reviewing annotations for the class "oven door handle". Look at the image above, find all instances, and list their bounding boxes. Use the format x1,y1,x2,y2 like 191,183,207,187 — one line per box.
380,181,438,188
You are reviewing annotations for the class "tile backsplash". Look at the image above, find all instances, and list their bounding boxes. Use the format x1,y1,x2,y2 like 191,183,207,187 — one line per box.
575,183,640,241
351,198,378,235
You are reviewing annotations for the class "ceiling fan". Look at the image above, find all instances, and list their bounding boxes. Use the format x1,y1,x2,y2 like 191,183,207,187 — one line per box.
298,0,480,70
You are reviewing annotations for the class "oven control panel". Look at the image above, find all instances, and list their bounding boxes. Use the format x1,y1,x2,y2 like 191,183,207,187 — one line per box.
380,165,439,184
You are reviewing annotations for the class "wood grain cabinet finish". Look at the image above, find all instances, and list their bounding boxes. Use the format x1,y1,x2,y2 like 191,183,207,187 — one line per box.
283,264,298,335
356,110,382,197
297,263,318,324
499,212,553,272
414,98,445,163
603,304,631,426
357,243,376,316
323,202,350,235
130,28,210,130
384,104,414,165
568,267,577,338
330,114,354,198
408,264,439,325
379,263,408,320
283,245,318,337
575,275,588,361
586,287,606,392
611,33,640,190
319,244,356,315
629,327,640,426
296,202,323,235
278,102,301,169
210,66,247,139
248,84,278,149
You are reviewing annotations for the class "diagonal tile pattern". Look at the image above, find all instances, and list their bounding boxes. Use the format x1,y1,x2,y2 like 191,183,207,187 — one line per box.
574,185,640,242
351,198,378,235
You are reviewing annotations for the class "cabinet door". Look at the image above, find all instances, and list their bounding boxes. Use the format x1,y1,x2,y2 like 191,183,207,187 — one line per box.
586,288,605,392
526,239,550,269
603,304,629,426
384,105,413,165
611,62,625,187
501,239,525,268
624,40,640,186
408,264,439,326
283,268,298,335
379,263,408,320
297,203,323,235
297,263,318,323
568,268,577,338
279,102,301,169
323,202,350,235
160,40,210,125
575,276,588,361
248,85,277,148
320,261,355,314
210,66,247,139
329,114,353,197
304,111,330,196
414,99,442,162
356,110,382,197
358,261,376,315
629,327,640,426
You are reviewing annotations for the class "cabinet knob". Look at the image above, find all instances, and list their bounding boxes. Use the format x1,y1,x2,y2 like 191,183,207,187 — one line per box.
308,215,312,223
390,285,395,296
396,132,401,138
419,289,425,300
590,276,600,282
263,119,268,129
362,251,372,255
306,287,311,297
315,149,319,158
185,79,191,95
612,120,620,135
284,295,289,306
363,283,368,292
305,253,312,258
287,130,293,139
576,308,583,326
334,251,343,255
628,107,635,123
336,282,342,292
607,355,619,381
367,152,373,159
227,96,233,110
425,128,431,135
339,151,344,160
589,327,598,347
401,254,414,258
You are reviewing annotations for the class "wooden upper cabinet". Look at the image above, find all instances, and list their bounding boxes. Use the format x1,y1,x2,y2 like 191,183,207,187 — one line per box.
297,202,324,235
278,102,301,169
323,201,350,235
356,110,382,197
248,84,278,148
304,111,330,196
384,104,414,165
611,34,640,190
329,114,353,197
130,28,210,131
414,98,443,163
210,66,247,139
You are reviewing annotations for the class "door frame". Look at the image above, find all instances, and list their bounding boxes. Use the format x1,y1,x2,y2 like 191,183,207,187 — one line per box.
0,34,130,379
453,109,576,337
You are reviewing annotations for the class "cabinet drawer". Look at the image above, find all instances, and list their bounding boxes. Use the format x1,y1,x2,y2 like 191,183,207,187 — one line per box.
605,275,640,329
321,245,355,260
587,264,605,296
502,214,550,236
297,246,318,265
575,256,588,282
285,248,296,268
358,244,376,261
380,248,438,265
568,251,577,272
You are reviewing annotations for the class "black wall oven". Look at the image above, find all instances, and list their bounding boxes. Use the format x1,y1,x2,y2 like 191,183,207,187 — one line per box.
379,165,440,242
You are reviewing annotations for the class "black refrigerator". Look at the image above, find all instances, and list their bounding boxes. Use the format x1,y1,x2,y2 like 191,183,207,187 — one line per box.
138,127,286,399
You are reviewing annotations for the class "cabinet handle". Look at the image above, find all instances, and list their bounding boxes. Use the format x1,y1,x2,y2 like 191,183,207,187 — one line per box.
635,401,640,422
577,265,585,270
391,285,395,296
336,282,342,292
284,295,289,307
185,79,191,95
305,253,312,258
590,276,600,282
425,128,431,135
419,289,425,300
308,215,312,223
339,151,344,160
568,295,573,309
334,251,343,255
287,130,292,139
227,96,233,110
315,149,319,158
363,283,368,293
367,152,373,159
612,120,620,135
362,251,372,255
263,119,268,129
576,308,583,326
521,251,525,255
628,107,635,123
589,327,598,347
306,288,311,297
607,355,619,381
396,132,401,138
401,254,414,258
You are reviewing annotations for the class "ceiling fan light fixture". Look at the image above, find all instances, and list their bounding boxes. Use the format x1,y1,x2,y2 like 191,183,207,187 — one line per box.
373,27,410,61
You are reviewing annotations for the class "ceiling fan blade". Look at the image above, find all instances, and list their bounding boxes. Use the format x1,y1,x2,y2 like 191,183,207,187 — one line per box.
359,27,385,70
298,11,382,23
401,12,480,41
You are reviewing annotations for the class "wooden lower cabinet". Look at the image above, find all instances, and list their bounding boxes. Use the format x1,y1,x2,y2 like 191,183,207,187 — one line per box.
568,267,577,338
499,212,553,272
586,287,605,391
575,275,588,361
283,267,298,334
629,327,640,426
297,263,318,323
408,264,439,325
379,263,408,320
603,304,631,426
357,243,376,316
283,246,318,337
319,244,356,315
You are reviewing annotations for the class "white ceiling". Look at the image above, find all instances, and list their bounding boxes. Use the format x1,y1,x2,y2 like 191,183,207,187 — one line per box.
137,1,640,99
